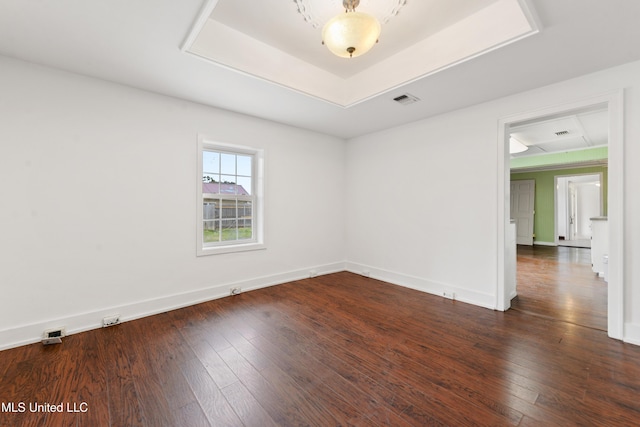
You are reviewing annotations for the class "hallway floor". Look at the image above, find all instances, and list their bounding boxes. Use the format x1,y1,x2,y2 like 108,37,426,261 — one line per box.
511,245,607,331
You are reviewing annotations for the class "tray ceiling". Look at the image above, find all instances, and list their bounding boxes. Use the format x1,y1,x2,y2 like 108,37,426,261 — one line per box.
184,0,539,107
2,1,640,139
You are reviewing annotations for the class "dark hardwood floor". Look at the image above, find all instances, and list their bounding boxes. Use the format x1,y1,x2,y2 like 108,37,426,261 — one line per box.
2,271,639,426
512,245,607,331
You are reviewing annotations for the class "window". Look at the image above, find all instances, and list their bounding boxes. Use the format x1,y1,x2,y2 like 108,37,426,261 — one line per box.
197,137,264,256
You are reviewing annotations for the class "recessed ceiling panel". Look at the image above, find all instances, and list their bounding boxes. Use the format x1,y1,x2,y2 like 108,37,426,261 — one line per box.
512,116,586,146
510,108,608,158
535,137,590,153
184,0,539,107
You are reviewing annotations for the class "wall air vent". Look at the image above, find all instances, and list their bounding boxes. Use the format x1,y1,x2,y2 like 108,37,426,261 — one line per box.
393,93,420,105
555,130,569,136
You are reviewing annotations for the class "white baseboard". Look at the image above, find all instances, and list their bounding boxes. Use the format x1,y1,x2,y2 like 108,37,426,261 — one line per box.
533,241,556,246
344,261,496,310
0,262,346,352
624,322,640,346
11,260,629,352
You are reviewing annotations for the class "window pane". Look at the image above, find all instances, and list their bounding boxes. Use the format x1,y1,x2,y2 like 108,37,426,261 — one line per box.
203,151,220,174
203,179,220,195
236,176,252,196
238,224,252,240
203,200,219,243
221,153,236,175
220,200,237,219
203,173,220,184
220,176,237,194
238,200,252,240
220,219,238,241
203,200,219,220
237,155,252,177
203,221,219,243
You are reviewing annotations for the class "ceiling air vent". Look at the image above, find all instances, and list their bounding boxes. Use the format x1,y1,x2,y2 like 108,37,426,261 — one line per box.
393,93,420,105
555,130,569,136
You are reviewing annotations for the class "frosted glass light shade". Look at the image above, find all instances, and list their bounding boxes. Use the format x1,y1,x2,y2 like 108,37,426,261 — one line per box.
322,12,381,58
509,137,529,154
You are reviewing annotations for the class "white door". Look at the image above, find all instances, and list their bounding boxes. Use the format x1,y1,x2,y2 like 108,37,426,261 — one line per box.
569,182,578,241
511,180,535,245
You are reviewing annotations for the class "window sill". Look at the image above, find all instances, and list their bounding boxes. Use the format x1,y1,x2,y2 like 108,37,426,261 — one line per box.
197,242,266,257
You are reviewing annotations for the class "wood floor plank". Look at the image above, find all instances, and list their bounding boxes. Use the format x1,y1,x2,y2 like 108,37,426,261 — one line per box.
237,286,519,426
169,401,211,427
512,245,607,331
124,329,177,426
256,364,344,426
47,332,108,427
215,338,332,426
237,309,412,426
209,311,345,425
70,331,110,427
297,266,599,405
257,282,524,424
30,348,77,427
182,332,240,390
134,315,211,425
180,356,242,427
225,294,421,422
218,376,278,427
97,325,145,427
249,334,396,426
2,258,639,426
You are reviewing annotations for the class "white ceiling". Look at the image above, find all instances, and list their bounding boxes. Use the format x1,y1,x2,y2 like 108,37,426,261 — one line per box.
204,0,505,77
510,108,608,158
186,0,536,106
0,0,639,139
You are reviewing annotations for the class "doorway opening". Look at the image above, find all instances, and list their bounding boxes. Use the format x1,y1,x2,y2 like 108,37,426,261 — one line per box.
497,90,623,340
556,173,603,248
511,170,607,330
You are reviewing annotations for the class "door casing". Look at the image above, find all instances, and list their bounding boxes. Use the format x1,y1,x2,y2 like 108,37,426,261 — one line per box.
497,90,624,341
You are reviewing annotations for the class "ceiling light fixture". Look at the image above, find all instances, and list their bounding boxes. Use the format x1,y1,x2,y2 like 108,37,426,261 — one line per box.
509,136,529,154
322,0,381,58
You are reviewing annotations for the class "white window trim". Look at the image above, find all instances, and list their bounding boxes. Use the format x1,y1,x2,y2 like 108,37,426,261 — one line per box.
197,135,265,256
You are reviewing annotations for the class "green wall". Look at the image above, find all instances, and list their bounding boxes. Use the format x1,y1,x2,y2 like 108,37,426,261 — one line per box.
511,166,608,244
510,146,607,169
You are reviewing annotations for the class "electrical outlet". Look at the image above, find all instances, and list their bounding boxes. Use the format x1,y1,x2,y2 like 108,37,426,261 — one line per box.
102,314,120,327
362,270,371,277
230,287,242,296
309,270,318,278
443,291,455,300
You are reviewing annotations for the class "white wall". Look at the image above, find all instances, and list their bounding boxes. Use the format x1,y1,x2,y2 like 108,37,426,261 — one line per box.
345,112,500,307
2,54,640,350
575,182,600,239
557,178,569,239
346,60,640,344
0,56,346,350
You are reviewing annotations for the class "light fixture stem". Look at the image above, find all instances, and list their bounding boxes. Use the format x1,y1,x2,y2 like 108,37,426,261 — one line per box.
343,0,360,12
